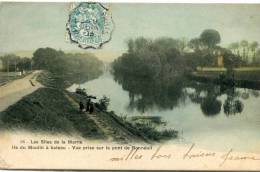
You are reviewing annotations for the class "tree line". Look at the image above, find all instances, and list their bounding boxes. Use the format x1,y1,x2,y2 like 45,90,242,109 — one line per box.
228,40,260,65
0,48,104,87
32,47,104,86
0,54,32,73
113,29,260,78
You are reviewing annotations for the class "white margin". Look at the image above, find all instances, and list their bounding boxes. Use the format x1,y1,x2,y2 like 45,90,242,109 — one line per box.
0,0,260,3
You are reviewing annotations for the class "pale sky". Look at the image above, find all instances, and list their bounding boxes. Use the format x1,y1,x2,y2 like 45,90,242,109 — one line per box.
0,2,260,61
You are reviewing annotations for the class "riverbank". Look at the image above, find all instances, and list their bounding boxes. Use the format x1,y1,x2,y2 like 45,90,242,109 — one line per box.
68,92,178,143
189,70,260,90
0,87,106,140
0,71,178,143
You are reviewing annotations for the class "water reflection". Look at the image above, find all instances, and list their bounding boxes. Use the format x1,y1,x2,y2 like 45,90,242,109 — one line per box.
113,72,259,117
113,73,187,113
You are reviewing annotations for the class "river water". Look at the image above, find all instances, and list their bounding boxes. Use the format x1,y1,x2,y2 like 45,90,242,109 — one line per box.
69,71,260,152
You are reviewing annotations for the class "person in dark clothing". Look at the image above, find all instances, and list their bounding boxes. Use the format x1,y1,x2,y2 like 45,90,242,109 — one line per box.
89,102,94,114
86,99,91,112
79,101,84,112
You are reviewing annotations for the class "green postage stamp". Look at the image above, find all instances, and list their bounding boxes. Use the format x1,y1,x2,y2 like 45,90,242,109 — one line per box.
67,2,114,49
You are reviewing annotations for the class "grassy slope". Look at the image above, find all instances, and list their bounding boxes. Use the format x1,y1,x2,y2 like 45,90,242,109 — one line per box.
0,87,105,139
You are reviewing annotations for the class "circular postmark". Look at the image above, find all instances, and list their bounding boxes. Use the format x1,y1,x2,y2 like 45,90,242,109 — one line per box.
67,2,114,49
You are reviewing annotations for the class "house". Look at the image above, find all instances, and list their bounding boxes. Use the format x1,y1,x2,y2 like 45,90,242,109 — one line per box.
217,55,224,67
196,48,226,72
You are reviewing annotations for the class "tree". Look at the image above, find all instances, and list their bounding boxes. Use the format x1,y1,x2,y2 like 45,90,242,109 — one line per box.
228,42,240,56
32,47,65,70
200,29,221,51
17,57,32,72
32,48,103,88
98,96,110,111
250,41,259,62
127,39,134,53
223,51,243,71
176,37,188,54
188,38,202,52
240,40,249,62
0,54,20,72
255,49,260,64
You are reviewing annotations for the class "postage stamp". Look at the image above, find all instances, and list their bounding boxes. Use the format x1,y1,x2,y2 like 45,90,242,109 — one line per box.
67,2,114,49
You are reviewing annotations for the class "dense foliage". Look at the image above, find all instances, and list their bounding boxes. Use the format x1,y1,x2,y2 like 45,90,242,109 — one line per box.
32,47,103,87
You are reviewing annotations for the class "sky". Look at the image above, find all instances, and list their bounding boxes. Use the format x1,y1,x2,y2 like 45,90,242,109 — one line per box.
0,2,260,61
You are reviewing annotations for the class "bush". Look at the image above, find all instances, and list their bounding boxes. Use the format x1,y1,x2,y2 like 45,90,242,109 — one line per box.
98,96,110,111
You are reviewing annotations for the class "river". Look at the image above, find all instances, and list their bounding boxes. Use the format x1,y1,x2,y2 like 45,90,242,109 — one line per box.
68,71,260,152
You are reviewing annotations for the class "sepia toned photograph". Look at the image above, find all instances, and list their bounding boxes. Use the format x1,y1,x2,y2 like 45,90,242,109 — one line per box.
0,1,260,170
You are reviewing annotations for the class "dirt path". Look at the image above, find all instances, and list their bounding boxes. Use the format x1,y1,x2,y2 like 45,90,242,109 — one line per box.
64,93,145,143
91,109,147,144
86,112,114,142
0,71,42,112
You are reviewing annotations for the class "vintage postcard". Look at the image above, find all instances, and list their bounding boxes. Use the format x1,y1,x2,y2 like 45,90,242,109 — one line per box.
0,1,260,171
